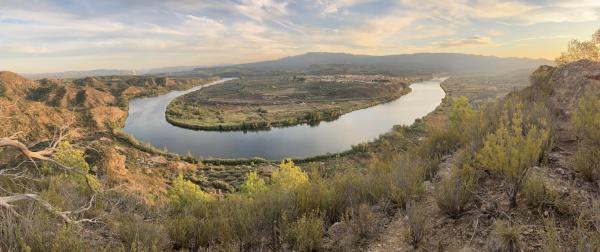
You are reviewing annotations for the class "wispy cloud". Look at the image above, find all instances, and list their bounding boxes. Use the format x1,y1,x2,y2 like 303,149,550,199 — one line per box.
435,36,496,48
0,0,598,72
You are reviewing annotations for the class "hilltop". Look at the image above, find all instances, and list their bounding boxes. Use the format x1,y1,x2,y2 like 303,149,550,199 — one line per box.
178,52,552,77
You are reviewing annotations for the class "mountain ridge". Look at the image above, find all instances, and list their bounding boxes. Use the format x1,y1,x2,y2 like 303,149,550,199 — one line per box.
18,52,553,79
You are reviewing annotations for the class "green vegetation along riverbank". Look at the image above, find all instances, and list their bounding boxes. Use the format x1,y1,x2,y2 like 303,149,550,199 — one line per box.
166,74,422,131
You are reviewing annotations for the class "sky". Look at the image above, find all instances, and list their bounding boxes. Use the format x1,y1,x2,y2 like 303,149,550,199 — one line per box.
0,0,599,73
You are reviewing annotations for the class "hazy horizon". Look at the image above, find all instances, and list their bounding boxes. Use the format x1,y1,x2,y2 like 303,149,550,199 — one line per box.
1,0,599,73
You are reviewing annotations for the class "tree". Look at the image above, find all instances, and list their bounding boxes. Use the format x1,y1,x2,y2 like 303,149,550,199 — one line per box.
556,28,600,65
477,103,551,208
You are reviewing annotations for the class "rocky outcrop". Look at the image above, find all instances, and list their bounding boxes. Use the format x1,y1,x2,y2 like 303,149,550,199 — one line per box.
537,60,600,120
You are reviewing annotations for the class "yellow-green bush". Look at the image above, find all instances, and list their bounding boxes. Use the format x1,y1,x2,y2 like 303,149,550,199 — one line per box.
477,103,551,207
572,94,600,143
573,142,600,181
168,174,212,211
572,95,600,183
240,171,267,194
449,96,476,145
271,160,309,191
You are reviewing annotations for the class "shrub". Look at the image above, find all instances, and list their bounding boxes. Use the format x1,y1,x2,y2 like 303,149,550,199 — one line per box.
522,175,551,208
477,103,551,207
435,162,474,218
542,218,562,252
272,160,309,191
492,220,522,252
572,93,600,143
405,201,427,247
391,157,425,207
570,206,600,251
349,204,376,238
51,141,90,174
449,96,477,145
285,212,324,252
166,215,198,249
168,174,212,211
111,214,170,252
572,93,600,182
573,142,600,181
240,171,267,194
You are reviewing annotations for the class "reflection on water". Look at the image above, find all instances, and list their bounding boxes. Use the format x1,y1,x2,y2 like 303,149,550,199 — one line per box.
123,78,446,160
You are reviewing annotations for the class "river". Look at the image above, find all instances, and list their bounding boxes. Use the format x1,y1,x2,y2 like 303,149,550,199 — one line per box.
123,78,446,160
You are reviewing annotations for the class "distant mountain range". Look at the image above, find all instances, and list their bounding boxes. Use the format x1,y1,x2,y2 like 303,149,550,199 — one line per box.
21,65,223,79
21,52,553,79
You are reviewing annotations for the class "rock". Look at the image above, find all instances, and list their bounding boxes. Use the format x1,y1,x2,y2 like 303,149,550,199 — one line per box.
545,60,600,119
149,155,167,164
327,221,349,240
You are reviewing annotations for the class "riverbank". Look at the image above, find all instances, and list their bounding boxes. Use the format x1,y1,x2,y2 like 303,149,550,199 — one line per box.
165,75,420,131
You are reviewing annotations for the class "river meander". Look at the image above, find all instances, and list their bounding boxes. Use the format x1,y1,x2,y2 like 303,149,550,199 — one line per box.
123,78,446,160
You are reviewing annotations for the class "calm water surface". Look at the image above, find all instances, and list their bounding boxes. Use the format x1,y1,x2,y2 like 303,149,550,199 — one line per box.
123,78,446,160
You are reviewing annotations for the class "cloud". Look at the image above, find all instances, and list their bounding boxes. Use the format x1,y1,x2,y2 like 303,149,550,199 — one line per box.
434,36,496,48
0,0,599,72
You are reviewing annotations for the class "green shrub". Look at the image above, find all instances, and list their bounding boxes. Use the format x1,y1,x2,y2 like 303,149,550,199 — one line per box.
477,103,551,207
285,212,324,252
449,96,477,145
573,94,600,143
570,206,600,252
166,215,198,249
405,201,427,247
522,175,551,208
435,163,474,218
51,141,90,174
573,141,600,181
272,160,309,191
168,175,212,211
240,171,267,194
111,214,170,251
493,220,522,252
391,157,426,208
